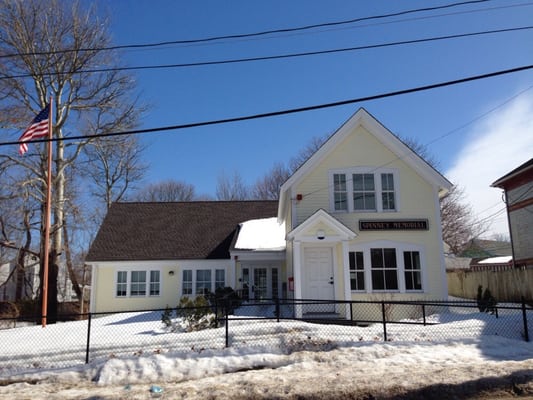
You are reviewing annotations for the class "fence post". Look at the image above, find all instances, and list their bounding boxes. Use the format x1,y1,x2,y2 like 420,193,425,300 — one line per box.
522,297,529,342
381,301,387,342
422,304,426,326
85,312,92,364
225,305,229,347
275,297,280,323
350,301,354,324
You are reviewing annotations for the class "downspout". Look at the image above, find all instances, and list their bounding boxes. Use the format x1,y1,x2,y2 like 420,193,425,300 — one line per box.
503,189,517,268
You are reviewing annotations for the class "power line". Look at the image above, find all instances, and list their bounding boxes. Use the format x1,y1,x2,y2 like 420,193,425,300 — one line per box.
0,0,495,59
1,63,532,149
3,25,531,81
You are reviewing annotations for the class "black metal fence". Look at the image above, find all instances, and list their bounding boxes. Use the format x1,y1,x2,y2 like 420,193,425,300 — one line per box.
0,298,531,379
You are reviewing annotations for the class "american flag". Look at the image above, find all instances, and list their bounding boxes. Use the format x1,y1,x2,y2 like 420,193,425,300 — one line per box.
18,104,50,155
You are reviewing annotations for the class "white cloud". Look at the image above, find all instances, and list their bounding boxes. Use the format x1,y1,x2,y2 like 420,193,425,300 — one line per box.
445,93,533,237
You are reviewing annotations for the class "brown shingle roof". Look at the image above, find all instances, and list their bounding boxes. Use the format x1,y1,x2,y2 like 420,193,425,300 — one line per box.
85,201,278,262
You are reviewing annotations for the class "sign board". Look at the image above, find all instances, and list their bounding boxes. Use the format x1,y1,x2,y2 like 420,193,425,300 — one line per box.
359,219,429,231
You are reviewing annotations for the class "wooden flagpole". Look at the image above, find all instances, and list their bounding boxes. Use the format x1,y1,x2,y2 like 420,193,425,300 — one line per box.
41,96,53,328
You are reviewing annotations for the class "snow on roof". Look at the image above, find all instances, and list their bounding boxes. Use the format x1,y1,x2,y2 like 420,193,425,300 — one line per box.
478,256,513,264
234,217,286,251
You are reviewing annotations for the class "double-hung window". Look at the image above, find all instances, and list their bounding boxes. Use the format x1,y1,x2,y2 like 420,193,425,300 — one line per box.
349,244,424,293
403,251,422,291
370,248,398,290
381,173,396,211
349,251,365,291
116,271,127,297
181,267,226,297
353,173,376,211
330,168,398,213
115,269,160,297
196,269,212,295
333,173,347,211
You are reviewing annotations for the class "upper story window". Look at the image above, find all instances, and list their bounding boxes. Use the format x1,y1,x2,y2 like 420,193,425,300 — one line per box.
330,168,398,213
333,173,347,211
353,173,376,211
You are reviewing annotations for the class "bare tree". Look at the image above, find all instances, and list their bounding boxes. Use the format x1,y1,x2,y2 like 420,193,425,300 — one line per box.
83,135,147,210
441,185,488,254
251,163,291,200
288,135,329,173
398,135,441,171
216,171,250,201
134,180,196,202
0,0,143,322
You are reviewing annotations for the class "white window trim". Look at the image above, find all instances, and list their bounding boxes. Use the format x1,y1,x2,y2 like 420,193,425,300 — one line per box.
114,267,162,298
348,240,426,294
329,167,400,213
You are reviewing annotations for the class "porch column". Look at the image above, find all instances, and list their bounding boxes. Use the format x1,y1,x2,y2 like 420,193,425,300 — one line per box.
293,240,303,318
342,241,351,320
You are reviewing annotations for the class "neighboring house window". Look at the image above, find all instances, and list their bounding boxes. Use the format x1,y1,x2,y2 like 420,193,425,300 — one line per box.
381,173,396,211
349,251,365,291
333,173,347,211
404,251,422,291
181,267,226,297
116,269,160,298
330,168,398,213
353,173,376,211
116,271,127,297
370,248,398,290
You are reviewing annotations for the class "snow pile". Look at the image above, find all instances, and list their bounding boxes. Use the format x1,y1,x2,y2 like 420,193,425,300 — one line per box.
0,306,531,399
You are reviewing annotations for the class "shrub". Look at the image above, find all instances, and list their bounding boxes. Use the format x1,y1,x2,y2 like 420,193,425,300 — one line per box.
162,296,217,332
477,285,498,314
206,286,242,315
0,301,20,329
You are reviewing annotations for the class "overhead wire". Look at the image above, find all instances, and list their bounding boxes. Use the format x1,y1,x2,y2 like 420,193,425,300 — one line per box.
0,0,497,59
2,26,532,81
1,63,532,149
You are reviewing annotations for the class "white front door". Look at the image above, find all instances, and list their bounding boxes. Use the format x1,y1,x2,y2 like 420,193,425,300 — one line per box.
303,247,335,311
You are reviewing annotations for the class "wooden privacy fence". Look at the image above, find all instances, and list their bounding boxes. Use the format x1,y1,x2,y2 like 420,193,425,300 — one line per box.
447,268,533,302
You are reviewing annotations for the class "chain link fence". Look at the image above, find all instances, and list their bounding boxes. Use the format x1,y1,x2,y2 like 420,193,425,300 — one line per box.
0,298,530,378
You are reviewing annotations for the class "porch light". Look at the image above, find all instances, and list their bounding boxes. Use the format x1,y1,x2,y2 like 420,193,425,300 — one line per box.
168,270,175,276
316,229,325,240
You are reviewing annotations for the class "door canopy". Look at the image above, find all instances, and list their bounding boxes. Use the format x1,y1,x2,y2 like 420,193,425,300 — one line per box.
287,209,356,243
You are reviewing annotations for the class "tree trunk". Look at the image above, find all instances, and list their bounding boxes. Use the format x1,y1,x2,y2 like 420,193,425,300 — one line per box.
63,220,82,300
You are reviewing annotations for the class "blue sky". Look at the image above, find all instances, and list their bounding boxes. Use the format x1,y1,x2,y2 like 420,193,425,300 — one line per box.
97,0,533,236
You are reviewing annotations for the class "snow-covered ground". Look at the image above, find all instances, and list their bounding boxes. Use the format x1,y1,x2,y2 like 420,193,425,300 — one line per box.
0,304,532,399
